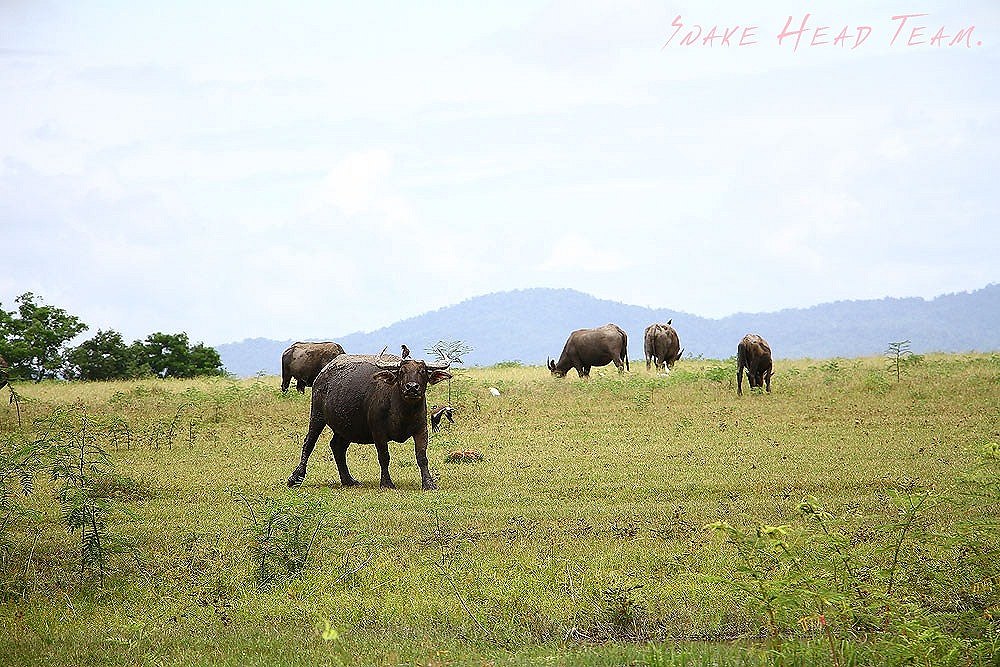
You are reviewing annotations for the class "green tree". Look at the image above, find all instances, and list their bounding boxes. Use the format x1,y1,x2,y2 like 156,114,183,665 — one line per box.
64,329,146,381
137,332,225,378
0,292,87,382
885,340,912,382
188,342,225,376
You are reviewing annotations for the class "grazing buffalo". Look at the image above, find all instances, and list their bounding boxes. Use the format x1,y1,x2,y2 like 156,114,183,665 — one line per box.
548,323,629,378
281,341,346,393
644,320,684,373
737,334,773,395
287,351,452,490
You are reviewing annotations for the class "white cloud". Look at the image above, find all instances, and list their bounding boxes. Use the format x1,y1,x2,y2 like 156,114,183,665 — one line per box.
538,235,634,273
0,1,996,343
877,135,911,160
308,149,394,217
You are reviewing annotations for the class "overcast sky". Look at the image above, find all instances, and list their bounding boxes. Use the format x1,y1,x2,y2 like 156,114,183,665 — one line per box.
2,1,998,346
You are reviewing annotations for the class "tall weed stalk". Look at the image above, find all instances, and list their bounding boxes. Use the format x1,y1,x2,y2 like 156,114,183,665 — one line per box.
704,453,998,666
234,492,323,590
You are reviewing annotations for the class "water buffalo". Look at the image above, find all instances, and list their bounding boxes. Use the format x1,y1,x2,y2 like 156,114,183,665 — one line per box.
548,323,629,378
287,351,452,490
737,333,773,395
0,355,8,389
644,320,684,373
281,341,346,393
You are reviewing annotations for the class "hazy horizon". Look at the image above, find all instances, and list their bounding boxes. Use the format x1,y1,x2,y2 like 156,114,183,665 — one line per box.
260,282,997,346
4,2,998,347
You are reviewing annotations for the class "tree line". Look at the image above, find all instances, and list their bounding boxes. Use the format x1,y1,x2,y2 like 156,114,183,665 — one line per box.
0,292,225,382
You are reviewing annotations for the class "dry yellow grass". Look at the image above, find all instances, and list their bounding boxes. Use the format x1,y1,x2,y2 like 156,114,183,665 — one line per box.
1,353,997,665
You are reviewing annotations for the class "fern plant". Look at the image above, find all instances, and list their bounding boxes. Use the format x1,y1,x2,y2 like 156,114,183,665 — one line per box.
47,409,119,586
3,407,130,589
235,492,323,590
0,432,49,595
886,340,913,382
41,410,132,586
702,481,997,666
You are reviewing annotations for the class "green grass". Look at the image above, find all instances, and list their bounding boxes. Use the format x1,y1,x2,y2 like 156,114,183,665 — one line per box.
1,354,998,666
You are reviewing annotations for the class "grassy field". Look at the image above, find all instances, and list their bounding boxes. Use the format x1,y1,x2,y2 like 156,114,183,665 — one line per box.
1,354,998,666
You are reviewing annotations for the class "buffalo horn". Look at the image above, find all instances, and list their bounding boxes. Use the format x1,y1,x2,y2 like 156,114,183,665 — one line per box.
425,359,451,370
373,345,400,370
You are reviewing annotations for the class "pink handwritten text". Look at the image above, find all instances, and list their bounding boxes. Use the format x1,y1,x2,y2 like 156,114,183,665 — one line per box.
889,13,979,48
776,14,871,51
662,15,759,48
662,14,981,50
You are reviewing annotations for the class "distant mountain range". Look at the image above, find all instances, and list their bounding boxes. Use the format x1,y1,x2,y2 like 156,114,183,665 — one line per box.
217,285,1000,377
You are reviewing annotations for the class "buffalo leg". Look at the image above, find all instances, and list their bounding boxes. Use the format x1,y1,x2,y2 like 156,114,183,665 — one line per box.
374,440,395,489
280,371,291,393
737,364,745,396
296,379,306,393
764,368,772,393
330,434,359,487
288,414,326,487
413,428,437,491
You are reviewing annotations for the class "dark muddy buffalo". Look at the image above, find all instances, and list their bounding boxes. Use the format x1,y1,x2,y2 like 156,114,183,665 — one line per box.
281,341,346,393
737,334,773,395
548,323,629,378
287,351,451,490
643,320,683,373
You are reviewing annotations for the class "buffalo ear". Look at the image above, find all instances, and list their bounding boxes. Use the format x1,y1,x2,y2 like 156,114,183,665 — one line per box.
373,370,397,385
428,369,452,385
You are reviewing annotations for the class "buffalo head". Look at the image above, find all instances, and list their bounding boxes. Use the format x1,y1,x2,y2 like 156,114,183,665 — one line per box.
547,357,566,378
373,358,452,401
749,368,773,389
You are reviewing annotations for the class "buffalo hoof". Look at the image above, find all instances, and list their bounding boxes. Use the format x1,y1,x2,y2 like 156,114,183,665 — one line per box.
380,480,396,490
287,473,304,488
422,480,438,491
342,478,361,487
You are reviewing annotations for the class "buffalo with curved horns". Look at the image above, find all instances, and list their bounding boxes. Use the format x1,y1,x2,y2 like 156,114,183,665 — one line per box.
548,323,629,378
281,341,346,393
737,333,773,395
287,350,451,490
644,320,683,373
